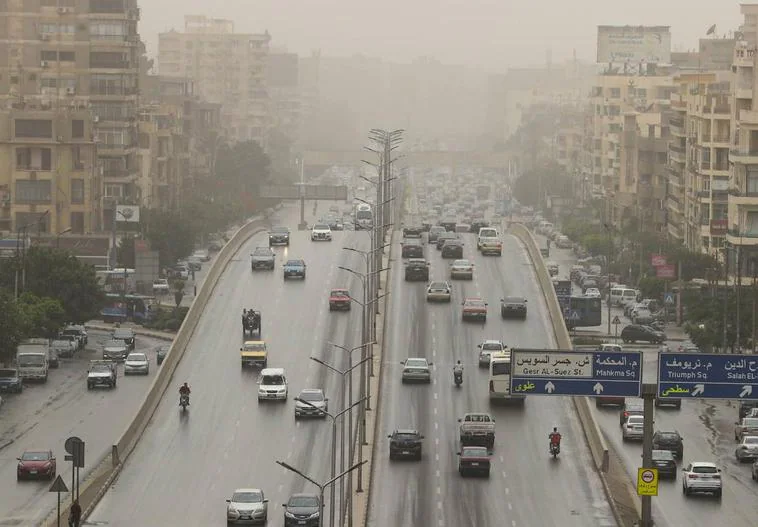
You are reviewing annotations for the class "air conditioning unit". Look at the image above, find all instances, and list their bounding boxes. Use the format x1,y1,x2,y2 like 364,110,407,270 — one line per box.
65,87,76,96
41,61,49,68
93,115,99,123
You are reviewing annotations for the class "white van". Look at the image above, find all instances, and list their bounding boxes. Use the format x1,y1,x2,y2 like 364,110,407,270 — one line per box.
257,368,288,401
489,352,525,404
610,287,638,307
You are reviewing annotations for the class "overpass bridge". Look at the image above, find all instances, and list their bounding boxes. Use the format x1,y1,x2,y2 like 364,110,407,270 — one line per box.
302,150,511,175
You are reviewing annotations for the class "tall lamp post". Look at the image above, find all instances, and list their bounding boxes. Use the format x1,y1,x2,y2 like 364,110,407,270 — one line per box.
55,227,72,249
276,460,366,527
294,395,366,527
603,223,613,336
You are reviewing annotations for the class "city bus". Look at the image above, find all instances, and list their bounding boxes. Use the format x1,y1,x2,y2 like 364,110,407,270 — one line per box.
100,293,156,323
489,351,525,405
355,203,373,230
96,268,136,294
566,296,602,328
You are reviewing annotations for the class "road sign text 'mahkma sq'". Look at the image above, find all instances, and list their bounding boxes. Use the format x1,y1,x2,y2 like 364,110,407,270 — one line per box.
658,353,758,400
509,349,643,397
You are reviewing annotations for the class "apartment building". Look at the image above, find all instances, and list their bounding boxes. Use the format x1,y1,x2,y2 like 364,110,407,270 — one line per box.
158,16,270,147
0,0,141,233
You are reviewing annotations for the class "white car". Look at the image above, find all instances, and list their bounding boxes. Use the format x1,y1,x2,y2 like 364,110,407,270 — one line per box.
622,415,644,441
426,281,452,302
401,358,433,383
311,223,332,241
226,488,268,524
192,249,211,262
450,259,474,280
124,353,149,375
258,368,288,401
478,340,506,367
585,287,601,298
735,435,758,462
152,279,170,295
294,388,328,418
682,461,722,498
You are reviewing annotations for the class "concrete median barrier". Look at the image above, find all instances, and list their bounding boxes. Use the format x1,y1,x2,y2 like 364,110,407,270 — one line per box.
507,223,641,527
42,214,270,527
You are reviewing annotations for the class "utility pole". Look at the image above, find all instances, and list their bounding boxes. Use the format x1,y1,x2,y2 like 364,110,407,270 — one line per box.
723,247,729,353
736,245,742,352
640,383,657,527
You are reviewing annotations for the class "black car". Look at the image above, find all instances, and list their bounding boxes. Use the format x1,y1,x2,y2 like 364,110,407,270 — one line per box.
401,240,424,258
739,401,758,419
620,324,665,344
428,226,446,243
388,429,424,460
440,218,457,232
402,225,423,238
283,493,320,527
441,240,464,259
652,430,684,459
268,226,291,246
435,232,457,249
112,328,135,350
500,297,527,319
654,393,682,409
251,247,276,270
470,219,489,233
324,216,344,231
404,259,430,281
651,449,677,479
619,399,644,426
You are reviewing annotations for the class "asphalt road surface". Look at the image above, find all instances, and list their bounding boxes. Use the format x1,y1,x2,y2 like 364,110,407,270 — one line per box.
89,204,369,526
368,232,615,527
0,331,168,526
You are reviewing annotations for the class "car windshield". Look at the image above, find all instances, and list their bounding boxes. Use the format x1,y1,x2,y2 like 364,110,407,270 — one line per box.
271,227,288,233
503,297,524,304
289,496,319,508
285,260,303,266
18,355,44,366
744,418,758,427
105,340,125,348
691,465,718,474
114,331,132,339
331,290,348,297
243,343,265,352
405,359,427,368
299,391,324,402
462,447,488,457
465,299,485,307
482,342,503,351
91,365,111,373
429,282,448,290
453,260,470,266
52,340,70,348
656,432,679,440
652,450,674,460
628,416,644,424
232,491,262,503
744,436,758,444
262,375,284,385
126,353,146,361
314,224,329,230
253,248,272,256
394,433,419,441
21,452,50,461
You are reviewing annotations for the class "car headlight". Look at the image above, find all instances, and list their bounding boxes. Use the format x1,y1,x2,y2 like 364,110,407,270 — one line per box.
309,511,320,518
284,511,296,518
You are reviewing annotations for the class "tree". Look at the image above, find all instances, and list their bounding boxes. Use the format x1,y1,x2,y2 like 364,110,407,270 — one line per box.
215,140,271,213
142,210,196,268
512,160,571,209
0,291,24,364
0,247,104,323
16,293,66,339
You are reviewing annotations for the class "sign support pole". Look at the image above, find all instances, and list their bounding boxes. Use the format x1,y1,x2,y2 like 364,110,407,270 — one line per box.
640,383,656,527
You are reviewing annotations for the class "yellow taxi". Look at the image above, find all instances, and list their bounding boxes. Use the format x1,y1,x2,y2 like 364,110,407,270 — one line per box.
240,340,267,368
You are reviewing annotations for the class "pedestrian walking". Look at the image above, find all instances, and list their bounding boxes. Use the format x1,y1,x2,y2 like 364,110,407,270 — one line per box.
69,499,81,527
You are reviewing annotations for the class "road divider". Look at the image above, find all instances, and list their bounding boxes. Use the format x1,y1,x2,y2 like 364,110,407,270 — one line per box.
43,213,270,527
507,223,641,527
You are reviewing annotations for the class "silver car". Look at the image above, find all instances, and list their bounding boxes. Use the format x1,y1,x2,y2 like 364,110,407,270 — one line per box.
426,281,452,302
226,488,268,525
103,339,129,361
478,340,506,367
450,259,474,280
735,435,758,462
401,358,433,383
294,389,328,418
622,415,645,441
124,352,149,375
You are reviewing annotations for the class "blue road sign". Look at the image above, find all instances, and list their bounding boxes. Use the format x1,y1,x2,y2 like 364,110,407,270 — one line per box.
664,292,675,305
510,349,643,397
658,353,758,400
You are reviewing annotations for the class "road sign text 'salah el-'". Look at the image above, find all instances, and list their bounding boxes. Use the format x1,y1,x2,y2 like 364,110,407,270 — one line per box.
509,349,643,397
658,353,758,400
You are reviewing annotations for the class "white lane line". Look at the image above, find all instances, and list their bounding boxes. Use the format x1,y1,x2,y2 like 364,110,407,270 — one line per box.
434,422,439,431
505,487,510,495
436,486,441,495
433,407,438,415
508,502,513,511
512,521,516,527
433,392,438,400
437,502,443,510
435,469,441,478
435,437,440,447
435,453,440,462
499,455,504,463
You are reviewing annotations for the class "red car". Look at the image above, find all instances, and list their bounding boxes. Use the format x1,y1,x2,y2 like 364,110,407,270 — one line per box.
17,450,56,480
329,289,351,311
462,297,488,322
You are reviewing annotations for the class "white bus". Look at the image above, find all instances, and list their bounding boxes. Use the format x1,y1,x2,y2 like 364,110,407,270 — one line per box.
355,203,373,231
489,352,525,405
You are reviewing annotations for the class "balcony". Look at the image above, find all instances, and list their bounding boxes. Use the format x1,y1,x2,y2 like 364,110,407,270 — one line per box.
727,230,758,246
734,45,756,67
90,60,130,69
670,148,686,164
728,190,758,206
730,148,758,164
736,85,753,100
740,109,758,125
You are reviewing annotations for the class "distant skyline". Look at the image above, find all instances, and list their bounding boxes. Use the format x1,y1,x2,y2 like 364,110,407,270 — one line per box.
141,0,742,70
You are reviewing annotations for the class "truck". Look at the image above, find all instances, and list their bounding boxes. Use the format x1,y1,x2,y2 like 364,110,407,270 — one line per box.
87,360,117,390
17,339,49,383
458,412,496,448
476,227,502,256
355,203,373,231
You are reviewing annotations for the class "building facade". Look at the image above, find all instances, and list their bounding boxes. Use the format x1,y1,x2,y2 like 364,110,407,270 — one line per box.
0,0,141,234
158,15,270,147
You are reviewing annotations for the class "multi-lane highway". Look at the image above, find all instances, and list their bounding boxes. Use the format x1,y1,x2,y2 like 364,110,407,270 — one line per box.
89,204,367,525
544,235,758,527
0,331,167,525
368,231,615,526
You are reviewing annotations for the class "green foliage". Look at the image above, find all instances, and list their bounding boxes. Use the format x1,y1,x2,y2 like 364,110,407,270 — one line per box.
0,291,25,364
0,247,104,323
16,293,66,339
142,209,196,268
143,306,189,332
637,277,666,299
682,289,754,351
512,161,571,208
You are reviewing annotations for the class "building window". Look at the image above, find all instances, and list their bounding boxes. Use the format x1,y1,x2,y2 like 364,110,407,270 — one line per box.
72,146,84,169
90,51,127,68
16,212,50,233
16,147,52,170
608,105,620,116
70,212,84,234
14,119,52,138
59,51,75,62
90,21,126,39
90,0,127,14
72,120,84,138
71,179,84,204
747,171,758,195
90,74,131,95
91,102,132,121
610,88,621,98
104,184,124,198
97,128,127,146
139,133,149,148
15,180,52,204
39,23,75,34
41,50,57,61
746,211,758,235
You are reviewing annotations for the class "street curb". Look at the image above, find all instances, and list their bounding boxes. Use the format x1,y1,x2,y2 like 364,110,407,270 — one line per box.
0,439,14,452
84,323,176,341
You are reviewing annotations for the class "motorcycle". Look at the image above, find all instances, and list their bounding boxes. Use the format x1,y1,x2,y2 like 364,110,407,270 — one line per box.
179,393,190,411
549,442,560,458
453,369,463,387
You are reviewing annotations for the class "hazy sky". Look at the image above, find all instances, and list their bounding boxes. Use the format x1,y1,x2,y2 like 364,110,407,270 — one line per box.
141,0,742,69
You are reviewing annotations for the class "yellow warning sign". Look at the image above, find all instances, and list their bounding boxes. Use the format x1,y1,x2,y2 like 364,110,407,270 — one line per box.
637,467,659,496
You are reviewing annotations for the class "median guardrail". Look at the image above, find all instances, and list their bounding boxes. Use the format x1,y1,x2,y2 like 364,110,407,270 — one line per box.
507,223,641,527
43,213,270,527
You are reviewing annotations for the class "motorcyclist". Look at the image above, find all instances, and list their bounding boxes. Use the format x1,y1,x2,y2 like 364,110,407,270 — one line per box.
549,427,561,449
179,382,191,405
453,360,464,381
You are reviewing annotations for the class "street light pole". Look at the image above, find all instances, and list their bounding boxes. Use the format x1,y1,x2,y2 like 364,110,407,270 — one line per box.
295,396,366,527
604,223,612,336
56,227,73,249
276,460,366,527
